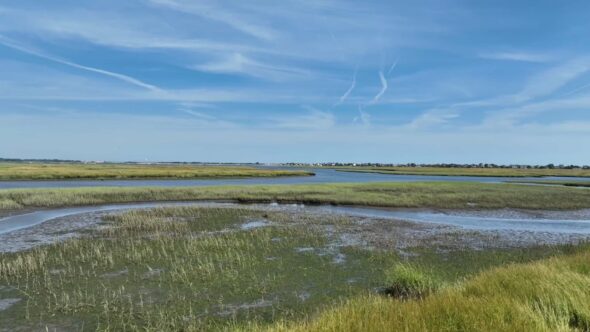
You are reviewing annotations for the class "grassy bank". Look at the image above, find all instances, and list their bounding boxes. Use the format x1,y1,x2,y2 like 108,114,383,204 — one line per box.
0,163,312,180
270,247,590,332
335,166,590,178
509,180,590,188
1,206,586,330
2,182,590,213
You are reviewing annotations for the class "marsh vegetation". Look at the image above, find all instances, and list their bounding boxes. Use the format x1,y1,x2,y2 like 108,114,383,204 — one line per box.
1,206,588,331
0,163,312,181
335,166,590,178
2,182,590,214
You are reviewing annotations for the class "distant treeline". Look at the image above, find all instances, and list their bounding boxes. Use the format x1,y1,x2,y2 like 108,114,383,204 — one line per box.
0,158,261,166
0,158,82,164
285,162,590,169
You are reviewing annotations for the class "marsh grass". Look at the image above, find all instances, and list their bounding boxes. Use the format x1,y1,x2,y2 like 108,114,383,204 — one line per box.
336,166,590,178
383,263,442,299
0,163,312,180
0,207,397,330
1,182,590,214
510,180,590,188
271,250,590,332
1,206,589,330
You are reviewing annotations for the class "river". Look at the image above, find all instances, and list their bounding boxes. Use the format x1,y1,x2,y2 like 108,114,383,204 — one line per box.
1,168,588,189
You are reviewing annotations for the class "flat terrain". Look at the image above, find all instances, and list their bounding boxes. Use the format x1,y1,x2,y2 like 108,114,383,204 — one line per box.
1,206,588,330
510,180,590,188
335,166,590,178
2,182,590,213
1,182,590,331
0,163,312,181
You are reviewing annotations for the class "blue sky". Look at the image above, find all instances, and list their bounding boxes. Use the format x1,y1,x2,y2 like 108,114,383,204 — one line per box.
1,1,590,164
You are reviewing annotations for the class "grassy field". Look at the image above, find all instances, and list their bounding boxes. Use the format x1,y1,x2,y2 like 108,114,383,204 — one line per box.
2,182,590,213
509,180,590,188
0,163,312,180
1,206,587,331
335,166,590,178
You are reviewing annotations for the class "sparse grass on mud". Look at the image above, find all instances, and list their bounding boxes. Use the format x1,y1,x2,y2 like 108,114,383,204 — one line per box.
0,207,396,330
1,182,590,214
0,163,312,180
1,206,588,331
335,166,590,178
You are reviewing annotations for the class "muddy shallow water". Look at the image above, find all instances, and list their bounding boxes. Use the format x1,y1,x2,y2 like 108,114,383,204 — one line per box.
1,201,590,253
3,202,590,236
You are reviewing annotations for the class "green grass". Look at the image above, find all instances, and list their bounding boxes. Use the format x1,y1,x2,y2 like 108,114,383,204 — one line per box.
335,166,590,178
1,181,590,213
383,263,442,299
1,206,587,331
269,248,590,332
0,162,312,180
509,180,590,188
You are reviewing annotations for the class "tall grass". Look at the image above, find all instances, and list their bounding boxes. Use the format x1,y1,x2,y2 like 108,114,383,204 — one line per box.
383,263,442,299
0,162,312,180
269,250,590,332
1,182,590,213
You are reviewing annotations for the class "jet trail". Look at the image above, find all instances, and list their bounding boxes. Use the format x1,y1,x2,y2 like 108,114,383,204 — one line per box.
370,71,387,104
337,70,357,105
387,57,399,76
0,35,161,92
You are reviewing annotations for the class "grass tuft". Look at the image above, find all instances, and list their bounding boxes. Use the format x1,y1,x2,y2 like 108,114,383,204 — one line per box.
383,263,441,299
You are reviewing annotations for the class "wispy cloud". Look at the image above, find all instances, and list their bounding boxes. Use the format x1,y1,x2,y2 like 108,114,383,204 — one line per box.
0,35,161,92
408,108,459,129
452,56,590,109
272,106,335,130
192,53,311,81
149,0,278,41
479,51,554,63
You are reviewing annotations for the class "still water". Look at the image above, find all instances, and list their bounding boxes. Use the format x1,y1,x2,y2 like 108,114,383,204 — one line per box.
1,168,587,189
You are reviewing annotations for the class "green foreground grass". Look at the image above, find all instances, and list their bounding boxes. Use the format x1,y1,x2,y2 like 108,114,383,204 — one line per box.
335,166,590,178
271,249,590,332
2,182,590,213
0,163,312,180
1,207,588,331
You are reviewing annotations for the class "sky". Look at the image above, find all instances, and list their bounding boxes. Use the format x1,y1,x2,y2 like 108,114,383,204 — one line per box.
1,1,590,164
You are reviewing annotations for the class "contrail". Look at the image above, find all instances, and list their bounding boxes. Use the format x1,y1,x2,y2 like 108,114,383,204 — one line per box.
336,69,357,105
560,82,590,97
370,58,398,105
0,35,161,92
387,57,399,76
355,105,370,126
370,71,387,104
